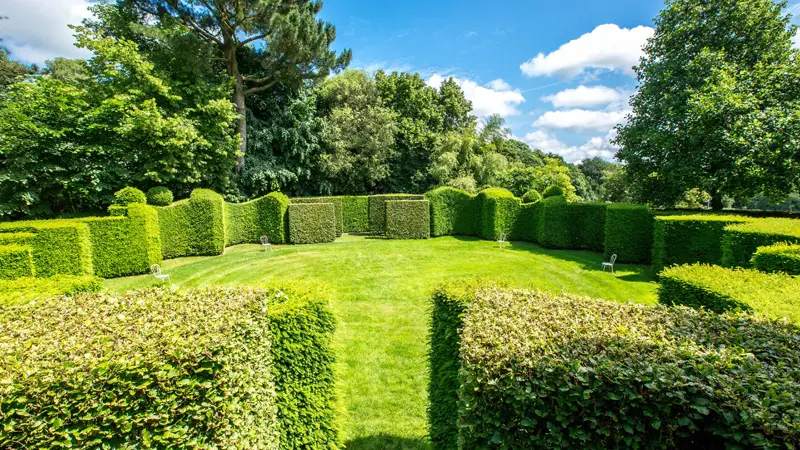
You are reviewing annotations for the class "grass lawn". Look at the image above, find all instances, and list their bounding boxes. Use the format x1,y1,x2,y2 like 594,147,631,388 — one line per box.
104,235,658,449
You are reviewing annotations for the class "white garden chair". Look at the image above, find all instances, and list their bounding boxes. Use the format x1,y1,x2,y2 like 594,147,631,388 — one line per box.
261,235,272,252
497,233,507,248
602,254,617,274
151,264,171,284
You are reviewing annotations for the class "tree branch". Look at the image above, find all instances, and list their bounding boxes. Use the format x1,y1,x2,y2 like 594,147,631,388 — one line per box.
163,1,224,46
238,33,269,47
243,79,278,96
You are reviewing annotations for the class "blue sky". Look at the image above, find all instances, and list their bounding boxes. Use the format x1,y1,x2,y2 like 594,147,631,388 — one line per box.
2,0,799,162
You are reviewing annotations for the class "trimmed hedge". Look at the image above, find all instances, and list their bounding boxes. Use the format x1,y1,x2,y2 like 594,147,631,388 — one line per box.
476,188,520,240
721,218,800,268
342,196,369,233
288,203,337,244
226,192,290,246
521,189,542,204
0,287,280,448
113,186,147,205
659,264,800,324
515,201,542,242
368,194,425,234
0,219,93,277
0,244,33,279
536,197,606,251
386,200,431,239
0,275,102,306
604,204,654,263
651,215,750,273
146,186,173,206
292,197,344,236
157,189,227,258
752,242,800,275
425,187,480,237
542,185,564,198
432,282,800,448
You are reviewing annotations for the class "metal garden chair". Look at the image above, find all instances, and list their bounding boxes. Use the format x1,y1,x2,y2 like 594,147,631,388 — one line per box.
261,235,272,252
151,264,171,284
602,254,617,274
497,233,507,248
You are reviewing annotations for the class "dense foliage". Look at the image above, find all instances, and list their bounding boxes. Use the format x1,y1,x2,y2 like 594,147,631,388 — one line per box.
146,186,173,206
603,204,654,263
651,215,750,272
425,187,480,237
292,197,344,236
721,218,800,268
752,242,800,275
0,275,102,306
288,203,337,244
385,200,431,239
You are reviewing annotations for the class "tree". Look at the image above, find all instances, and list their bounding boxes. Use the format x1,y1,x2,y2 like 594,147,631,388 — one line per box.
130,0,351,170
499,158,577,199
616,0,800,209
42,58,90,85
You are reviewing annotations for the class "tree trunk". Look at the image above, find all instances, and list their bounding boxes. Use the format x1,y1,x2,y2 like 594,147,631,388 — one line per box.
223,35,247,173
710,189,724,211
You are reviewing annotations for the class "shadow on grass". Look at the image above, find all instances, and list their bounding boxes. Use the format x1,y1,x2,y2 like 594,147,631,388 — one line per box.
345,435,431,450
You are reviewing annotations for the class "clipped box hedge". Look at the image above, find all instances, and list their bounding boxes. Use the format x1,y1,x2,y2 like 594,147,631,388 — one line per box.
476,188,521,240
288,203,337,244
752,242,800,275
292,197,344,236
0,244,33,279
385,200,431,239
721,218,800,268
0,275,102,306
431,282,800,449
0,287,280,448
0,219,93,277
533,196,606,251
226,192,289,246
425,187,480,237
604,204,654,263
157,189,227,259
659,264,800,324
651,215,750,272
342,195,369,233
368,194,425,234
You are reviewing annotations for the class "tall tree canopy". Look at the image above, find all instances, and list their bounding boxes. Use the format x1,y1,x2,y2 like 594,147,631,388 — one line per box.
616,0,800,209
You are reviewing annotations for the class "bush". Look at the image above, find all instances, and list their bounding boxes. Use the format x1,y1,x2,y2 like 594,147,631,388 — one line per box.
288,203,337,244
425,187,480,237
368,194,425,234
536,197,606,251
752,242,800,275
145,186,173,206
0,287,280,448
0,244,33,279
542,185,564,198
157,189,226,258
386,200,431,239
0,220,93,277
604,204,654,263
521,189,542,204
651,215,750,272
0,275,102,306
515,201,542,242
432,282,800,448
292,197,344,236
342,196,369,233
112,186,147,205
721,218,800,268
476,188,520,240
226,192,289,246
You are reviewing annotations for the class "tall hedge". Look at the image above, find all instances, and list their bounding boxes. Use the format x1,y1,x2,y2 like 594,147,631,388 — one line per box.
536,197,606,251
226,192,289,246
157,189,227,258
721,218,800,268
288,203,337,244
0,220,93,277
385,200,431,239
476,188,521,240
425,187,480,237
752,242,800,275
0,275,102,306
292,197,344,236
604,204,654,263
515,201,542,242
0,244,34,279
368,194,425,234
342,196,369,233
651,215,750,272
0,287,280,448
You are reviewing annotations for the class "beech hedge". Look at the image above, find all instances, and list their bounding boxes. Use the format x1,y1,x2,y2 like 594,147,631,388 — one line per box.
721,218,800,268
425,187,480,237
752,242,800,275
342,196,369,233
368,194,425,234
157,189,226,258
385,200,431,239
651,215,750,272
0,244,33,279
0,219,93,277
604,204,654,263
476,188,520,240
226,192,289,246
288,203,337,244
535,197,605,251
293,197,344,236
0,275,102,306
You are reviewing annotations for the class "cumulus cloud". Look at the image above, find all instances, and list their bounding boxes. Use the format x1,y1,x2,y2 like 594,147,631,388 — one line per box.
0,0,94,64
533,108,629,132
524,129,619,163
520,24,654,78
427,74,525,118
542,85,627,109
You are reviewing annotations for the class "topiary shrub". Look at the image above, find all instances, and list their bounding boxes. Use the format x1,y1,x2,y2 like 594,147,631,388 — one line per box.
225,192,289,246
146,186,174,206
536,198,606,251
0,220,93,277
521,189,542,204
292,197,344,236
385,200,430,239
425,187,480,237
752,242,800,275
0,287,280,448
112,186,147,206
542,185,564,198
604,204,654,263
0,244,34,279
0,275,102,306
476,188,520,240
651,215,750,273
368,194,425,234
721,218,800,268
342,196,369,233
288,203,336,244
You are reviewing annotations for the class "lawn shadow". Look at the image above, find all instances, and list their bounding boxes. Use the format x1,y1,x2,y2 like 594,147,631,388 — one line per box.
345,435,431,450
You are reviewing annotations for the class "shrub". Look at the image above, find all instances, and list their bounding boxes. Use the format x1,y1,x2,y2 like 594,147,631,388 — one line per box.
292,197,344,236
604,204,654,263
476,188,520,240
515,201,542,242
368,194,425,234
542,185,564,198
651,215,750,272
536,197,606,251
752,242,800,275
0,275,102,306
0,287,280,448
0,232,34,246
425,187,480,237
721,218,800,268
288,203,336,244
342,196,369,233
521,189,542,204
659,264,800,323
432,282,800,448
0,244,33,279
386,200,431,239
112,186,147,205
226,192,289,246
157,189,227,258
0,220,93,277
145,186,173,206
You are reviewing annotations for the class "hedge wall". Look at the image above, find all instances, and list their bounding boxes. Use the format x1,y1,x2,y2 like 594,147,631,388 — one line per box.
292,197,343,236
651,215,750,272
752,242,800,275
0,220,93,277
226,192,290,246
604,204,654,263
476,188,521,240
157,189,227,259
342,196,369,233
386,200,431,240
0,287,280,448
288,203,337,244
433,282,800,448
368,194,425,234
721,218,800,268
535,197,606,251
515,201,542,242
659,264,800,324
0,244,33,279
0,275,102,306
425,187,480,237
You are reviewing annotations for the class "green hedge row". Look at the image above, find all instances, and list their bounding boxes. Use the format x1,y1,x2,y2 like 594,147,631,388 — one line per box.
604,204,654,263
476,188,520,240
0,275,103,306
157,189,227,258
425,187,480,237
0,287,281,448
659,264,800,324
342,196,369,233
721,218,800,268
536,197,606,251
0,244,33,279
226,192,289,246
431,282,800,448
288,203,337,244
368,194,425,234
752,242,800,275
385,200,431,239
651,215,750,272
292,197,344,236
0,219,93,277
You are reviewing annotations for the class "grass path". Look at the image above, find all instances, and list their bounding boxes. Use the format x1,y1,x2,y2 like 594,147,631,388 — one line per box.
104,235,658,449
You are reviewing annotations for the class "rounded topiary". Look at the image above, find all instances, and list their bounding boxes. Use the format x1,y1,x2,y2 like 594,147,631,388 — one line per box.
146,186,174,206
542,185,565,199
522,190,542,204
113,187,147,206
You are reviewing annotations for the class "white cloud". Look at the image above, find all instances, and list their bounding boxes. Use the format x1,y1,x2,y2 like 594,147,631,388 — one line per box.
524,129,619,163
542,85,627,109
427,74,525,118
520,24,654,78
0,0,94,64
533,108,629,132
